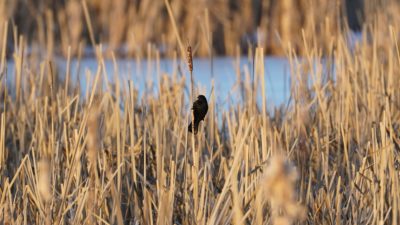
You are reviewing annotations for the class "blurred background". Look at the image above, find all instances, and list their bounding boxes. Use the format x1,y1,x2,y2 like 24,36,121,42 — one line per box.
0,0,379,58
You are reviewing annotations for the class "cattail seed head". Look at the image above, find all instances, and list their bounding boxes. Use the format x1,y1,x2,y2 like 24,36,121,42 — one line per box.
261,155,306,225
187,45,193,72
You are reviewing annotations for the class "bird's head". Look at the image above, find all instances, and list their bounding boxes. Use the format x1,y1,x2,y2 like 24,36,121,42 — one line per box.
197,95,207,102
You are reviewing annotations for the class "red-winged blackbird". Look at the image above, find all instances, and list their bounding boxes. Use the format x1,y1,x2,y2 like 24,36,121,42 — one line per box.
188,95,208,134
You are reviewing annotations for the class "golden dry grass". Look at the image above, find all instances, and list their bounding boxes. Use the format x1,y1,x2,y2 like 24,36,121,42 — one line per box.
0,1,400,225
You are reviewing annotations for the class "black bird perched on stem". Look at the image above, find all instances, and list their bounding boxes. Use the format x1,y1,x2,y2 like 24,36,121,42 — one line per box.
188,95,208,134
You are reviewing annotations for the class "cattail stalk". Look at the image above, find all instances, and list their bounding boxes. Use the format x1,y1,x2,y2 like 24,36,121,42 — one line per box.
187,45,195,133
187,44,200,216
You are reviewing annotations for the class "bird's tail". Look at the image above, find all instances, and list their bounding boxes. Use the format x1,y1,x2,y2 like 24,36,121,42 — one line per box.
188,122,198,134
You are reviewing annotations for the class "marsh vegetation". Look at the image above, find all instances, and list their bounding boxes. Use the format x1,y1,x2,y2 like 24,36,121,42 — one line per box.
0,0,400,224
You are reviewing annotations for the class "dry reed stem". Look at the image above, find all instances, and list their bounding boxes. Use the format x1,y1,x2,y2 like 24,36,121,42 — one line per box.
164,0,186,60
82,0,97,57
37,158,52,225
0,21,7,78
86,105,100,215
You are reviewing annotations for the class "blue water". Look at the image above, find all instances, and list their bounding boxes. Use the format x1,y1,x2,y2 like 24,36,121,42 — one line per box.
5,56,292,112
5,31,363,112
60,57,291,110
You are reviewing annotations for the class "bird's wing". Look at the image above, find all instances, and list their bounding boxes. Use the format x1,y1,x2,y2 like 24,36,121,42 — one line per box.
192,100,208,120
